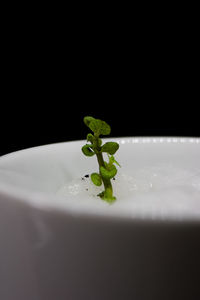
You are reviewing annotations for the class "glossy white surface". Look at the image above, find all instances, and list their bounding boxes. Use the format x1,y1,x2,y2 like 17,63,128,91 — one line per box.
0,137,200,221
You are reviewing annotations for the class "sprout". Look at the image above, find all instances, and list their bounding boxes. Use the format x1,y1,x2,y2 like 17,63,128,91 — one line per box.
82,116,120,203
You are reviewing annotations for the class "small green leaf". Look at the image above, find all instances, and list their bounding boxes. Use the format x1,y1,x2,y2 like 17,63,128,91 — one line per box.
108,155,121,167
88,119,102,134
89,119,111,136
87,133,94,143
100,164,117,179
101,142,119,155
83,116,95,127
91,173,102,186
99,120,111,135
113,157,121,167
81,144,95,156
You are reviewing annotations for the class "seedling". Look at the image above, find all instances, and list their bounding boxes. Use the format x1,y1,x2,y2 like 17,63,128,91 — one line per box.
82,116,120,203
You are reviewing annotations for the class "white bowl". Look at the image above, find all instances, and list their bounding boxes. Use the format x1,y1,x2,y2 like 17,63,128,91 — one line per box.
0,137,200,300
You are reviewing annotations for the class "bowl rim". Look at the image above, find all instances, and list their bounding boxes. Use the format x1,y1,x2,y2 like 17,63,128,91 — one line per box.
1,135,200,159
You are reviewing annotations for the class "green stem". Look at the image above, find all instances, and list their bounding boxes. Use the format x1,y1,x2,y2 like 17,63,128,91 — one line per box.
93,135,115,202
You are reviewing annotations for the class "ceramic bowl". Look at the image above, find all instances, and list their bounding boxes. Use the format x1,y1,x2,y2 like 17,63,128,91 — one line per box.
0,137,200,300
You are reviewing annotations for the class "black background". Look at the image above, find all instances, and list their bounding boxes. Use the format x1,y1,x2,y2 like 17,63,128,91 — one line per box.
1,9,199,156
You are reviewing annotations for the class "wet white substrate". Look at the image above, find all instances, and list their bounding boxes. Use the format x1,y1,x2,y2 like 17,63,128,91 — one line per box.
57,164,200,220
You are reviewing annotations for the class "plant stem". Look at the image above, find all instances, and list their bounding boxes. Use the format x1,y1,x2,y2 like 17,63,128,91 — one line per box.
97,152,114,200
94,135,115,201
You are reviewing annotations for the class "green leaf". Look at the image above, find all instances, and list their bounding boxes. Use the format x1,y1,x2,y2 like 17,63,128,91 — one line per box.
113,157,121,167
91,173,102,186
108,155,121,167
89,119,102,134
87,133,94,143
99,120,111,135
83,116,95,127
81,144,95,156
101,142,119,155
89,119,111,136
100,164,117,179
